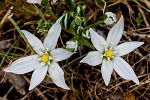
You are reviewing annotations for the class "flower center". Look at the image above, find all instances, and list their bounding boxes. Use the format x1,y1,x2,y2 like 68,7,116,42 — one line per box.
105,49,113,58
41,54,49,63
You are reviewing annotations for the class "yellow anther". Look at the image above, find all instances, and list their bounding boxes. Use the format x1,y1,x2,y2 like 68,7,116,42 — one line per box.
105,49,113,58
41,54,49,63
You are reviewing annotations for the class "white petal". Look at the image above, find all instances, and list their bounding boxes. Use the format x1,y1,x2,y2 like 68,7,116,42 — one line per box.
106,15,124,47
115,42,144,56
26,0,41,4
90,28,106,53
51,48,73,61
101,59,113,86
4,55,40,74
56,15,64,23
80,51,102,66
44,22,61,50
48,62,70,90
112,57,139,84
29,65,48,90
21,30,45,55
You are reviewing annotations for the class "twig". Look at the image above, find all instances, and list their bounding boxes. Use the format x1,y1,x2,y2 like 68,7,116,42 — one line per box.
0,6,13,29
126,32,150,38
23,76,48,100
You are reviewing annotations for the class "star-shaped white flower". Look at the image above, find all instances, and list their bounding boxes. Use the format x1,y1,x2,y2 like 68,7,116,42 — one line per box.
80,15,144,86
4,22,73,90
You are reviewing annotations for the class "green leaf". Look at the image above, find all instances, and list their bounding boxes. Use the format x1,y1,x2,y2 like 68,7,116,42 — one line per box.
62,13,71,29
41,0,49,6
24,21,37,25
69,19,77,34
135,13,143,26
74,5,84,16
66,0,75,11
77,37,94,49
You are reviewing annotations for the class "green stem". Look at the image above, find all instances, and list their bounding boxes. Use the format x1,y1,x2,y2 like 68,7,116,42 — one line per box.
9,17,34,52
62,26,76,36
9,18,24,38
34,4,47,22
84,20,103,29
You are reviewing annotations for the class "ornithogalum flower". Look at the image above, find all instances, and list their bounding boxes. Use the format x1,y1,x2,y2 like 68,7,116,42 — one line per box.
80,15,144,86
4,22,73,90
66,40,78,52
104,12,117,25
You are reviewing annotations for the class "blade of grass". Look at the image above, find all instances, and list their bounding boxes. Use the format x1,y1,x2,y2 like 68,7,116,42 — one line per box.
133,0,150,13
8,16,34,53
0,41,16,68
34,4,47,22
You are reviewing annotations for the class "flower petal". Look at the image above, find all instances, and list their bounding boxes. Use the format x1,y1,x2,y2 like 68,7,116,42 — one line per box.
29,65,48,90
21,30,45,55
56,15,64,23
101,59,113,86
44,22,61,50
4,55,40,74
90,28,106,53
51,48,73,61
26,0,41,4
48,62,70,90
80,51,102,66
115,42,144,56
106,15,124,47
112,57,139,84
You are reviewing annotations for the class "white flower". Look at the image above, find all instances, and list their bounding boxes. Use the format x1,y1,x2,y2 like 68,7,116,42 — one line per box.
80,15,144,86
66,40,78,52
104,12,117,25
4,22,73,90
26,0,41,4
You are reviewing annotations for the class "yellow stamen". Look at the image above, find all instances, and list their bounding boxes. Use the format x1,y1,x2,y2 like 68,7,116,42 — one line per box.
41,54,49,63
105,49,113,58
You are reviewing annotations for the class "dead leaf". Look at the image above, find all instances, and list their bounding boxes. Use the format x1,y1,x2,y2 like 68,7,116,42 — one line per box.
123,91,136,100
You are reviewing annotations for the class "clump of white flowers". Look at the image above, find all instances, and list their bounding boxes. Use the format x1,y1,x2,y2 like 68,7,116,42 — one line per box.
104,12,117,25
4,0,144,90
66,40,78,52
4,22,73,90
80,15,144,85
